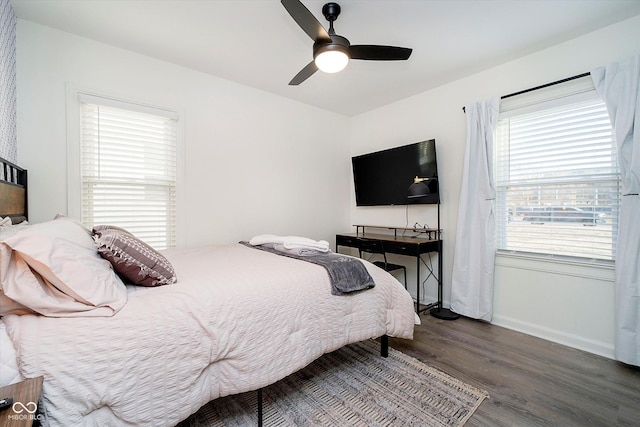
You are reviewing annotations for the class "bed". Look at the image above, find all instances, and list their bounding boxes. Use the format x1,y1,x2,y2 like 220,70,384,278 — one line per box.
0,158,417,426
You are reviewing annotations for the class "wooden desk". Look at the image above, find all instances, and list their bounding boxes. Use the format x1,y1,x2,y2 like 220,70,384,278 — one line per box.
336,228,442,314
0,377,44,427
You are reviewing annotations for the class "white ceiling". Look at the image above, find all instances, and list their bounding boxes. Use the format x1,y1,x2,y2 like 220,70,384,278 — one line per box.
10,0,640,116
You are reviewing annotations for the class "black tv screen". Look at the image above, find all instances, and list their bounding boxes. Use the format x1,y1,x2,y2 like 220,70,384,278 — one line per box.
352,139,439,206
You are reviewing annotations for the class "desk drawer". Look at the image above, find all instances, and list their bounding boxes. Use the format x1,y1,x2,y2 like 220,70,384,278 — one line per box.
383,240,418,256
336,235,360,248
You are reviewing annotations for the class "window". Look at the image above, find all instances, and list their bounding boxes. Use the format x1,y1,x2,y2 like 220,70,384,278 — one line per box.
79,94,177,250
494,77,620,263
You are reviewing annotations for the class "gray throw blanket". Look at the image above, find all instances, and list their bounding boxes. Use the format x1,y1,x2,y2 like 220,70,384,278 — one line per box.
240,242,375,295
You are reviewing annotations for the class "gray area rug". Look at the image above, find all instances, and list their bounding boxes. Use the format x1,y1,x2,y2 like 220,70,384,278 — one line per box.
178,340,488,426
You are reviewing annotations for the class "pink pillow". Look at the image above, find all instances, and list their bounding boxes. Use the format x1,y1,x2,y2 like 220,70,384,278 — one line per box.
0,218,127,316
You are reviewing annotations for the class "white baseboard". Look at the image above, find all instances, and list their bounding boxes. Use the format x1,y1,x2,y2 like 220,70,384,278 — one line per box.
492,314,615,360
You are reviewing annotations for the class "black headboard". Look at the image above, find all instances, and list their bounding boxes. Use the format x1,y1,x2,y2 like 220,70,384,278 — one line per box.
0,157,28,223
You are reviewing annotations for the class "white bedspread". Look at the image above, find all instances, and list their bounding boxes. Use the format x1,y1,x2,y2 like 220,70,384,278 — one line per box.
2,243,416,426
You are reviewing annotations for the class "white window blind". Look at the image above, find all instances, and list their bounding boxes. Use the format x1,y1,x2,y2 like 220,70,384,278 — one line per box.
79,95,177,250
495,80,620,263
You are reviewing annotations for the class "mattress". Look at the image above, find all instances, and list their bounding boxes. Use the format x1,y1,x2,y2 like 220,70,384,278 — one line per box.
1,243,417,426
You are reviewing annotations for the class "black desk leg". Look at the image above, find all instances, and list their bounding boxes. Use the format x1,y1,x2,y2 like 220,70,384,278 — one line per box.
416,254,421,314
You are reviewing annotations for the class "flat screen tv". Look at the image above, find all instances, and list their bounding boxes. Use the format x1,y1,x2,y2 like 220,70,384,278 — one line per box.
352,139,439,206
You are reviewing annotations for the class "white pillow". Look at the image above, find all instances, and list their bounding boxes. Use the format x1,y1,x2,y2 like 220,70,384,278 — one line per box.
0,218,127,317
0,216,29,242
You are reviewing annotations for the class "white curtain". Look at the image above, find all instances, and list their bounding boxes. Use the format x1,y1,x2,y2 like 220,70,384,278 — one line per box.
450,97,500,321
592,55,640,366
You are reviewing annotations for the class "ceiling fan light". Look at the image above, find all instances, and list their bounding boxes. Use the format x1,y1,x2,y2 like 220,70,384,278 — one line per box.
314,50,349,73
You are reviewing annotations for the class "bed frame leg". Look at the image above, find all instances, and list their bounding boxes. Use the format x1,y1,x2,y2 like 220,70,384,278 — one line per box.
381,334,389,358
258,388,263,427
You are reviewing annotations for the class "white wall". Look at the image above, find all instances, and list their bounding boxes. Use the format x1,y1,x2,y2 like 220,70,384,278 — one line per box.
15,20,351,247
15,15,640,359
350,15,640,358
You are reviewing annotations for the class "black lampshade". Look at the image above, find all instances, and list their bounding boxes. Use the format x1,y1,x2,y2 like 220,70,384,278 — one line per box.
408,177,435,198
408,182,429,198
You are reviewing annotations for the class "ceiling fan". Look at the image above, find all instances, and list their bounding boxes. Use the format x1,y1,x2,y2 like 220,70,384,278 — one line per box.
281,0,413,85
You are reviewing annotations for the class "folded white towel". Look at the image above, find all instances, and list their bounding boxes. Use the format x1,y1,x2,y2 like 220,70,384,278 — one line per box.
249,234,287,246
283,237,329,253
249,234,330,253
273,244,322,257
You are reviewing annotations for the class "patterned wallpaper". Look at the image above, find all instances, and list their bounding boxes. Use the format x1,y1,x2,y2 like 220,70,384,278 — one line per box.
0,0,17,163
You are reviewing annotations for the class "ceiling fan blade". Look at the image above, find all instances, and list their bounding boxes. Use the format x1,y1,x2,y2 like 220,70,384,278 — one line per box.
289,61,318,85
281,0,331,43
349,45,413,61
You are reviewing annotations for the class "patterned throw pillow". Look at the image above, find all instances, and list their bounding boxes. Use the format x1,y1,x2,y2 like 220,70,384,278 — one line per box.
92,225,177,287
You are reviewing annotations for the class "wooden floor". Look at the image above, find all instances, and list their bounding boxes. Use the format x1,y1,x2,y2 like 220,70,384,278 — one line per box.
388,314,640,427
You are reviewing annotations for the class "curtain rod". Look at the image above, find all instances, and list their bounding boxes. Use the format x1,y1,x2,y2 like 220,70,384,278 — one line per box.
462,71,591,112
